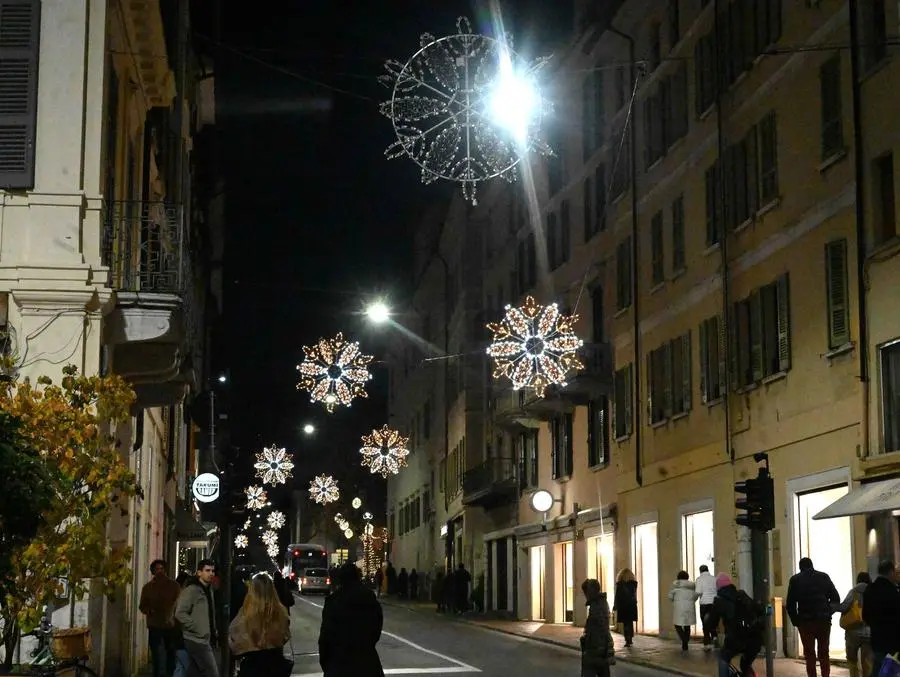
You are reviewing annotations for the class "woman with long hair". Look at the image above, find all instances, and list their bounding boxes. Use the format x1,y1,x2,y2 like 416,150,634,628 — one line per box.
229,574,292,675
613,568,639,647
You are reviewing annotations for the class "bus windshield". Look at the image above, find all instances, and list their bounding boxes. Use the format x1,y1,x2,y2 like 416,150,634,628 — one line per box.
287,545,328,578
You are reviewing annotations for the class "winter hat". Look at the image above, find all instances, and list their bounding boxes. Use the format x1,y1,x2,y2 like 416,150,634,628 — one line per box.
715,573,733,590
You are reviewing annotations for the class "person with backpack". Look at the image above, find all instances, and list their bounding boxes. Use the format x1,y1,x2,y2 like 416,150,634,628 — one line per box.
786,557,840,677
704,573,765,677
836,572,872,677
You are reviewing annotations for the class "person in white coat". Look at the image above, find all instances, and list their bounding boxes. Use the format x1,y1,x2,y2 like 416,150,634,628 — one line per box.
668,570,700,653
695,565,719,650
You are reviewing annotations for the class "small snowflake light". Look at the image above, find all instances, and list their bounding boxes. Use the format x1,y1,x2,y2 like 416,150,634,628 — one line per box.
267,510,286,530
486,296,584,397
359,425,410,478
243,518,251,530
352,497,362,509
261,530,278,548
363,511,374,521
296,333,374,413
254,445,295,485
338,519,350,531
245,485,268,511
234,534,249,549
334,513,344,523
344,528,353,539
267,543,279,559
309,474,340,505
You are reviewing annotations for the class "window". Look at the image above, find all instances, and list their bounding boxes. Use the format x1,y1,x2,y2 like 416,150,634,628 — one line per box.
861,0,888,70
875,153,896,245
881,341,900,454
667,0,680,48
560,200,571,264
694,33,717,115
583,176,593,242
547,212,558,269
593,70,605,150
705,161,722,246
648,333,691,423
758,112,779,204
699,315,726,403
517,434,528,490
614,364,634,439
583,75,596,161
671,333,691,416
643,91,664,168
526,430,538,487
649,23,661,71
825,239,850,349
651,212,664,286
591,285,604,342
667,62,689,145
588,397,610,467
550,414,574,479
732,274,791,388
820,55,843,160
671,195,685,271
616,237,633,311
0,0,40,189
719,0,781,90
594,164,607,233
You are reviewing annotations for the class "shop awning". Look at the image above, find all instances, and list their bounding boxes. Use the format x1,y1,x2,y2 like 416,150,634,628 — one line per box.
175,509,209,547
813,477,900,520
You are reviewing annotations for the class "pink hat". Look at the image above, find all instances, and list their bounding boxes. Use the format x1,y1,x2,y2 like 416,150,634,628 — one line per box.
715,573,733,590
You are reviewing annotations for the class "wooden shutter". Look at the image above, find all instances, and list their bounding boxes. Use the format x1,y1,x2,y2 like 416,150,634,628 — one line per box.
699,320,709,403
826,239,850,348
662,341,673,418
624,363,634,435
745,127,759,215
564,413,574,476
0,0,40,189
776,273,791,371
717,313,728,397
550,418,559,479
750,291,764,382
681,331,692,412
646,352,654,421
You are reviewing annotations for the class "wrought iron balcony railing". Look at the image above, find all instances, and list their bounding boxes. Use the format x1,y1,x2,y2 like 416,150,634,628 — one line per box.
462,457,517,498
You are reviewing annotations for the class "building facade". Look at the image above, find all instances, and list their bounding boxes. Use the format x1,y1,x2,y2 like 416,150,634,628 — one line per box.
0,0,221,674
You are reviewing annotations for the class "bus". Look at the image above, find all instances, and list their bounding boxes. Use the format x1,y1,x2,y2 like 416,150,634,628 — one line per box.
284,543,328,586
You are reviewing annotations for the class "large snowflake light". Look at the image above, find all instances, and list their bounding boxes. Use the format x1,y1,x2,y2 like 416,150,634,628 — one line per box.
359,425,410,478
261,530,278,548
486,296,584,397
245,485,268,511
309,474,340,505
234,534,249,549
254,445,295,485
267,510,286,530
296,333,374,413
379,16,552,205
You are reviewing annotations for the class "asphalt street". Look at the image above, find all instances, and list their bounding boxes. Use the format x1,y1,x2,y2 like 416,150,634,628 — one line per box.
287,593,670,677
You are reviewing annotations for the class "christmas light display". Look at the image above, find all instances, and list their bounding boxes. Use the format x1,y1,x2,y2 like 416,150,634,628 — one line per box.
359,425,410,478
267,510,286,530
296,333,374,413
245,485,268,511
266,543,279,559
344,528,353,539
261,530,278,548
486,296,584,397
254,445,295,485
378,16,552,205
234,534,249,549
243,518,251,530
352,497,362,509
363,511,374,521
309,474,339,505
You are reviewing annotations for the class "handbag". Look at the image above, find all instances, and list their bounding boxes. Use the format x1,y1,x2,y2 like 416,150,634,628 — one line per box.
879,653,900,677
839,595,863,630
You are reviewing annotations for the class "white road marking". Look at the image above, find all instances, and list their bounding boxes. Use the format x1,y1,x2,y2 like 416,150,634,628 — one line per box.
380,632,479,673
293,670,479,677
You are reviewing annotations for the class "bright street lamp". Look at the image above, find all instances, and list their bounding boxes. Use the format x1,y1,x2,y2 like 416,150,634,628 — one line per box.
366,301,390,324
488,51,539,146
217,374,227,383
303,423,315,435
529,489,555,514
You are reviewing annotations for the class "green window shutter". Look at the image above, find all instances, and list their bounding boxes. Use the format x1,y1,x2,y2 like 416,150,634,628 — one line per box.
777,273,792,371
716,313,727,397
825,239,850,348
0,0,41,189
699,320,709,403
682,331,692,412
749,291,764,382
625,363,634,435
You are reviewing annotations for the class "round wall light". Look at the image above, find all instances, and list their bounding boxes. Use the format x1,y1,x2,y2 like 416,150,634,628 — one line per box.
530,489,554,513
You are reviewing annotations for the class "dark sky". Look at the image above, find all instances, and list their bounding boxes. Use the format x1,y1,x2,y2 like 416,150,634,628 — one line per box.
204,1,571,514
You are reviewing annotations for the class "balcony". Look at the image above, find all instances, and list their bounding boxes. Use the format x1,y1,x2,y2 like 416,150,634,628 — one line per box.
556,341,613,404
491,389,544,430
462,458,518,509
102,201,194,407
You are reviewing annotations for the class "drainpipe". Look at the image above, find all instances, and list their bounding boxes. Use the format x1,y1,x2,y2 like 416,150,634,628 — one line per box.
848,0,870,459
607,26,642,486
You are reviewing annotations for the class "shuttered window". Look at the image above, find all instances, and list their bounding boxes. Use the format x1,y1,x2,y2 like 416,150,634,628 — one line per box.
587,397,610,467
731,274,791,388
820,54,843,160
825,239,850,349
614,363,633,439
648,333,692,423
699,315,727,403
0,0,40,189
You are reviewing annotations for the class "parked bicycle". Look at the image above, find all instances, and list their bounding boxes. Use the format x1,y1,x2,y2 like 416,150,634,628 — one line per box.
19,607,97,677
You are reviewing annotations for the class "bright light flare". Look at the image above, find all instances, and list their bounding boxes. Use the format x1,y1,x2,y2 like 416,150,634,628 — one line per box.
366,301,391,324
488,51,539,146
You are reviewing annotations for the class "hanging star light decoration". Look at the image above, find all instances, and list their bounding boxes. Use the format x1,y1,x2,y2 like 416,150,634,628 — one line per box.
245,485,268,511
359,425,410,478
485,296,584,397
378,16,552,205
254,445,295,485
234,534,249,549
296,333,374,413
266,543,279,559
267,510,286,530
309,474,340,505
261,530,278,548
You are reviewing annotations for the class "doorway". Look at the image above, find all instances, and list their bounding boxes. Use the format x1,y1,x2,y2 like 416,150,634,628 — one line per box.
587,533,616,597
682,510,714,634
795,485,852,659
530,546,545,620
497,538,509,611
632,521,659,633
559,541,575,623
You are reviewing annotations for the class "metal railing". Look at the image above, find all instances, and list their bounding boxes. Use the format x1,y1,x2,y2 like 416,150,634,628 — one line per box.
462,457,517,496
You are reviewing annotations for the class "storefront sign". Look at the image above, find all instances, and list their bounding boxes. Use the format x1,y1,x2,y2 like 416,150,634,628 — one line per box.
192,472,220,503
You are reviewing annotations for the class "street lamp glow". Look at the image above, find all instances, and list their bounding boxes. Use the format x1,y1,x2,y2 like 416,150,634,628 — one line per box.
489,51,538,146
366,301,390,324
217,374,227,383
303,423,315,435
530,489,554,513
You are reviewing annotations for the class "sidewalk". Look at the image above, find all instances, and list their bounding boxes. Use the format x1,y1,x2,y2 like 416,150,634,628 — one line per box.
380,597,849,677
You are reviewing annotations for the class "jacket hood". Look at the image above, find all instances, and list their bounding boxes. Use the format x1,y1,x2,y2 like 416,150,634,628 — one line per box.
672,579,696,590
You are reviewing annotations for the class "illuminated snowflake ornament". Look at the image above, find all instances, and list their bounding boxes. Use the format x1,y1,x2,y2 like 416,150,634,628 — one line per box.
261,530,278,548
254,445,295,485
267,544,279,559
296,333,374,413
245,485,268,511
267,510,286,530
486,296,584,397
234,534,249,549
309,474,340,505
359,425,410,478
352,497,362,509
379,16,552,205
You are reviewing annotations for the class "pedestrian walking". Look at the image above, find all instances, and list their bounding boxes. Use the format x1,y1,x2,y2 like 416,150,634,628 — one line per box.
318,563,384,677
668,570,700,653
442,569,455,613
374,567,383,597
704,573,765,677
454,563,472,614
174,559,220,677
580,578,616,677
229,574,292,676
862,560,900,677
613,568,638,647
837,572,872,677
409,568,419,600
386,562,397,595
397,567,409,598
696,565,719,651
786,557,840,677
139,559,181,677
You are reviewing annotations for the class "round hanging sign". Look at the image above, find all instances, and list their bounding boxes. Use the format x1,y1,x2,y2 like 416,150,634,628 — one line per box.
192,472,220,503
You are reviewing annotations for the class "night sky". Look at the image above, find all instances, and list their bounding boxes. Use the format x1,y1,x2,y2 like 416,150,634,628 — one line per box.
204,1,571,516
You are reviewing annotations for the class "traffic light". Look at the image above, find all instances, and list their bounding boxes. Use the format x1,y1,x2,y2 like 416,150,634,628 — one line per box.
735,470,775,532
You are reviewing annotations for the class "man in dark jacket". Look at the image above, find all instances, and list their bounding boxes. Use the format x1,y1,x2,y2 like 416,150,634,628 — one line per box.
581,579,615,677
786,557,840,677
705,573,764,677
862,560,900,677
319,563,384,677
